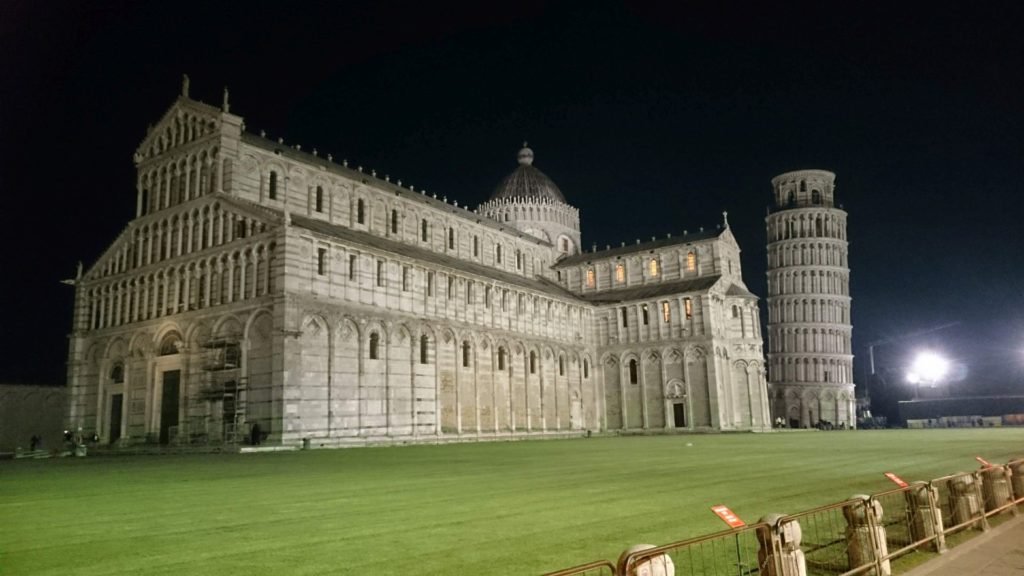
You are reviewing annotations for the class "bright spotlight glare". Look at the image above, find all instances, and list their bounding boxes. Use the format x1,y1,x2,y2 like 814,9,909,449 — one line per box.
911,352,949,383
906,372,920,384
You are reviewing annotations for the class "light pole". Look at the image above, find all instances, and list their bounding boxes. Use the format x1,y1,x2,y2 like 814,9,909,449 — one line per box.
906,351,949,400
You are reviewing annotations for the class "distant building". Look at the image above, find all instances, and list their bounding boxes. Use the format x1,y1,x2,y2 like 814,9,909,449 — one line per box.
65,80,770,447
765,170,856,427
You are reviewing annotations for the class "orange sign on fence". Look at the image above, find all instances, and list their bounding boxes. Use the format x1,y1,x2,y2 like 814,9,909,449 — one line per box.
975,456,993,468
883,472,909,487
710,505,746,528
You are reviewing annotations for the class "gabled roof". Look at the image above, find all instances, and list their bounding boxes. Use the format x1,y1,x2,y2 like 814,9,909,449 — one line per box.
290,215,579,301
725,283,757,298
554,228,723,268
135,96,225,162
576,275,722,304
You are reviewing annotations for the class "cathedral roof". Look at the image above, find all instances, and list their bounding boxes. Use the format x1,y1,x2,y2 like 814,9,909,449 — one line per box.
552,228,723,268
489,144,566,203
578,275,722,304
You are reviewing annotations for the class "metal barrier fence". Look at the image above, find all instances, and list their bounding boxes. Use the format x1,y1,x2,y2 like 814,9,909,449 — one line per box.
541,458,1024,576
616,523,770,576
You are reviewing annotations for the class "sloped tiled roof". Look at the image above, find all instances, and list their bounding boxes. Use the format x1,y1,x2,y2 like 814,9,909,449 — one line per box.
577,275,722,304
290,215,579,301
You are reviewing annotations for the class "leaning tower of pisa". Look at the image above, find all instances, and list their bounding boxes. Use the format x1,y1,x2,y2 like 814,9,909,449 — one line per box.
765,170,855,428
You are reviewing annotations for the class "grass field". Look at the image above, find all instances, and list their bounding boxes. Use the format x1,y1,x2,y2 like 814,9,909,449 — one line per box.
1,429,1022,575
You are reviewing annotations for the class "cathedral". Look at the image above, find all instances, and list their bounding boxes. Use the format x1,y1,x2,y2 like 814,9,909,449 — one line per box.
65,81,772,448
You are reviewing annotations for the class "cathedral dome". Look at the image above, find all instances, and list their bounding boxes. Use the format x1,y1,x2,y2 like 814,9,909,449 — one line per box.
489,144,566,203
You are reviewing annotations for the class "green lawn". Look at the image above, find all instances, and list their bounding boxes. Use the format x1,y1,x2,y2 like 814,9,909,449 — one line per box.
1,429,1022,575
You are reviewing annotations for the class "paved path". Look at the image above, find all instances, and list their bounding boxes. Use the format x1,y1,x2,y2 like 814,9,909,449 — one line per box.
903,514,1024,576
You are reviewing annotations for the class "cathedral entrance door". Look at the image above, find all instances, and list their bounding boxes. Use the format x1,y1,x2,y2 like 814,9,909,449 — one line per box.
570,393,582,429
109,394,123,444
673,402,686,428
159,370,180,444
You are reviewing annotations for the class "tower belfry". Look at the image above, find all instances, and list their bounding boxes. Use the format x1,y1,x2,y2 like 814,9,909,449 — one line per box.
765,170,855,428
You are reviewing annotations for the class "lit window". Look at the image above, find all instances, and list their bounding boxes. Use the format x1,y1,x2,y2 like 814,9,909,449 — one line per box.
317,248,326,276
629,359,638,384
586,268,595,287
649,258,659,276
315,186,324,212
268,171,278,200
615,264,625,283
369,332,379,360
684,297,693,319
662,301,671,323
687,251,696,272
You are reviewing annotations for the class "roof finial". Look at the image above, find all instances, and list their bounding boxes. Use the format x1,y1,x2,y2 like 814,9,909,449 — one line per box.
722,210,730,228
517,142,534,166
181,74,190,97
222,86,230,113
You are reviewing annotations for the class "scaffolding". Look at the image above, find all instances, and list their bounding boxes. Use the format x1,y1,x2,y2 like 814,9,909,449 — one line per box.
195,337,248,444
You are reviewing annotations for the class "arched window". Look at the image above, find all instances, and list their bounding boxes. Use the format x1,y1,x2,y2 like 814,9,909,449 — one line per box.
498,347,506,370
732,305,739,318
586,268,595,287
356,199,365,224
641,304,649,325
559,356,565,376
516,250,523,270
662,301,671,323
421,219,428,242
615,264,625,283
448,228,455,249
473,236,479,257
419,335,428,364
583,359,589,379
811,190,821,205
800,180,807,192
684,297,693,319
496,244,502,263
462,341,471,368
629,359,638,384
687,251,697,272
315,186,324,212
649,258,659,277
268,171,278,200
391,210,399,234
369,332,380,360
110,364,124,383
529,351,536,374
787,191,794,206
621,307,628,327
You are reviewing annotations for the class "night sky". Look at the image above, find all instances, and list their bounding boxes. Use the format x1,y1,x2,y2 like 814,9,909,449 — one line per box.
2,2,1022,412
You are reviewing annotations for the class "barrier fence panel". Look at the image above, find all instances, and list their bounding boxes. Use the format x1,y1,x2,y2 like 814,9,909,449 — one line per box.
867,484,945,571
617,524,770,576
778,500,863,576
1009,459,1024,505
540,560,617,576
929,471,987,536
978,465,1019,519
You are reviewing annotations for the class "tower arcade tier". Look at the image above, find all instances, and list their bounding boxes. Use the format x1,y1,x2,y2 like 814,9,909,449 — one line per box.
765,169,855,428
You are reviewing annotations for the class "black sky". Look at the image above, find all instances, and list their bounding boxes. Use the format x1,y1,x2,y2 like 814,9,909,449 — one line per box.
2,1,1022,401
